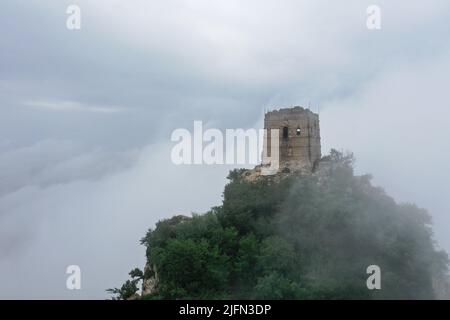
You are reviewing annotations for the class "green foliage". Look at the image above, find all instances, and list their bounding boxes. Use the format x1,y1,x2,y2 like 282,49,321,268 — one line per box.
119,150,449,299
152,238,229,299
107,268,144,300
253,272,305,299
129,268,144,280
107,279,139,300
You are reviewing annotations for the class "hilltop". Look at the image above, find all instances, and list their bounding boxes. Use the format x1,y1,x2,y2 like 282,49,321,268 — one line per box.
108,150,449,300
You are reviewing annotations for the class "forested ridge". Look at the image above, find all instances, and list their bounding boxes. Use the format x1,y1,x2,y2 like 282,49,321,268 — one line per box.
108,151,449,300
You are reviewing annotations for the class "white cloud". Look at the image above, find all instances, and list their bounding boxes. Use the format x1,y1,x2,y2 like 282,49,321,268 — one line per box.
1,0,450,299
23,100,125,114
0,140,139,197
321,51,450,251
0,141,236,299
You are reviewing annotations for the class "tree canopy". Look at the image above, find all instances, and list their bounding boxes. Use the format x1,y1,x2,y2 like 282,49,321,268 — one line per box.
110,151,449,300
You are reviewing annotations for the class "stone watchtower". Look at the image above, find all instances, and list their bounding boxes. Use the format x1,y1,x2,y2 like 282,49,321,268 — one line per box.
263,106,321,173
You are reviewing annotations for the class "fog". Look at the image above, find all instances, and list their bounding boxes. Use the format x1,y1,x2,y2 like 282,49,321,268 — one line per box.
0,0,449,298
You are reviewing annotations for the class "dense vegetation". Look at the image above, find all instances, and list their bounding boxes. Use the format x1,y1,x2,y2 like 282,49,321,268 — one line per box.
109,151,449,299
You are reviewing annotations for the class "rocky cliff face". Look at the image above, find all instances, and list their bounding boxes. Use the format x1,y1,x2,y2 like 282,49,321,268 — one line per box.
140,215,191,298
142,262,158,296
433,276,450,300
241,155,336,183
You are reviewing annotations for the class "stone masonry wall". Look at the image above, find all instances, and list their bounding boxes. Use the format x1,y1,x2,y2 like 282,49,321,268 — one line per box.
263,106,321,172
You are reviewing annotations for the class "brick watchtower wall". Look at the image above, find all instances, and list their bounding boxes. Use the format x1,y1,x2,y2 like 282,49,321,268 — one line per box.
263,106,321,172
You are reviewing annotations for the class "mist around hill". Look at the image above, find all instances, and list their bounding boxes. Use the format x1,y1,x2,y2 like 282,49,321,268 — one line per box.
108,150,449,300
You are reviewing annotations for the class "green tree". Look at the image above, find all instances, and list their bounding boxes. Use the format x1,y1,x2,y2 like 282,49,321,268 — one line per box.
112,150,449,300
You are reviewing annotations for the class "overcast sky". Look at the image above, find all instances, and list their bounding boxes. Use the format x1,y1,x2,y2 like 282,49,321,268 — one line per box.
1,0,450,299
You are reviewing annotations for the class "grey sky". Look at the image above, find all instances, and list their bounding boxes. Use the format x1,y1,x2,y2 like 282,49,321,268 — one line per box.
0,0,450,298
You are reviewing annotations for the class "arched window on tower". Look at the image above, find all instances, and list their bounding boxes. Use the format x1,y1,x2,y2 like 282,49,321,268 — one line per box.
296,127,301,136
282,126,289,140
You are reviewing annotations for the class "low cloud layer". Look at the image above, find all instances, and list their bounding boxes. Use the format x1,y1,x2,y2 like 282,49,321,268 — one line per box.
0,140,137,197
0,142,237,298
322,52,450,251
0,0,450,298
